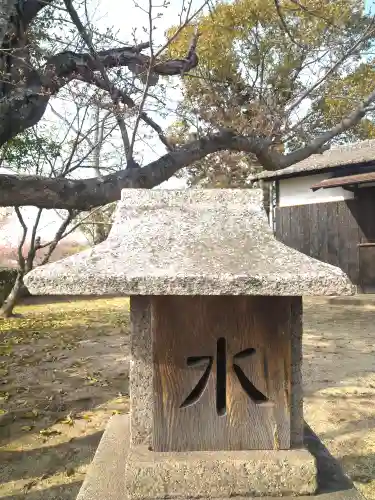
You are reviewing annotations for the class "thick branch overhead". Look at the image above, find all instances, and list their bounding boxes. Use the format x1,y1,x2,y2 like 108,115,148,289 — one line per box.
0,0,375,210
0,0,199,147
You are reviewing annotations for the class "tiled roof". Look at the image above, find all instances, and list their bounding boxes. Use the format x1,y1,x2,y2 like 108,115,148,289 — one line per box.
250,139,375,182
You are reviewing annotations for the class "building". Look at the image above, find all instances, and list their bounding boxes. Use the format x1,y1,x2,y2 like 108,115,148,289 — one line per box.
250,140,375,293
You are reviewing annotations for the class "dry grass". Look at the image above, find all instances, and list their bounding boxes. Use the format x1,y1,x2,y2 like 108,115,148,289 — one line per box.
0,297,374,499
0,297,130,499
303,298,375,499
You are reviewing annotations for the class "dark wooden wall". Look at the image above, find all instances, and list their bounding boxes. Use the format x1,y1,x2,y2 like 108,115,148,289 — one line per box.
275,199,361,285
357,188,375,292
357,188,375,242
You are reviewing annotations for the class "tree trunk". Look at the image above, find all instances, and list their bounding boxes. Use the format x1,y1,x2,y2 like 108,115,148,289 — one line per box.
0,271,24,318
92,104,109,244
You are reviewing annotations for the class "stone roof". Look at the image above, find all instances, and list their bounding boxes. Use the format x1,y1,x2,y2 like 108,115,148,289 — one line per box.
24,189,354,297
250,139,375,182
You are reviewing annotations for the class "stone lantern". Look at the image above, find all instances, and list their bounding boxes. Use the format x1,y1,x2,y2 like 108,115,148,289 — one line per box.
24,189,358,500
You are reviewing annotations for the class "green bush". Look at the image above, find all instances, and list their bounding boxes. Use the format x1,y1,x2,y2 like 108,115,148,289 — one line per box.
0,268,18,306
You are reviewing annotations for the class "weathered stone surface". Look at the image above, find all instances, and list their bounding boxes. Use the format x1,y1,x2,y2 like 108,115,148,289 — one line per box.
129,296,152,447
24,189,354,296
291,296,304,447
76,415,365,500
76,415,128,500
126,445,317,498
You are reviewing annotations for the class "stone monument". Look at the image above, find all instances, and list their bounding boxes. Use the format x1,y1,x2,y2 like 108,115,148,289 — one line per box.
25,189,361,500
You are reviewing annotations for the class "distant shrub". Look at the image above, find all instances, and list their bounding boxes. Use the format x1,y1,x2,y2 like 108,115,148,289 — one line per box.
0,268,18,306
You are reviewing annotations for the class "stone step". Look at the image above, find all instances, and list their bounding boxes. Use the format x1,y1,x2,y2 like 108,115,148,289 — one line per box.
76,415,365,500
322,294,375,307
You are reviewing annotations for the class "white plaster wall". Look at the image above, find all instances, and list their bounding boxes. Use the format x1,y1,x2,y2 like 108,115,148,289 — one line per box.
278,173,354,207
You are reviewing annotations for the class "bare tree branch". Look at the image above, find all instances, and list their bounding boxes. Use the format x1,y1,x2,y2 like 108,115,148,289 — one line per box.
43,37,199,94
0,130,269,209
92,88,173,151
287,19,375,115
126,0,155,164
23,207,43,271
283,86,375,166
273,0,306,50
287,0,341,28
63,0,132,160
14,206,27,272
127,0,203,163
0,1,199,148
22,0,56,26
2,72,375,211
40,210,75,265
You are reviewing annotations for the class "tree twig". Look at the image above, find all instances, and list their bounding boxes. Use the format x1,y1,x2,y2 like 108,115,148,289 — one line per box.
273,0,307,50
14,207,28,273
63,0,132,161
287,20,375,115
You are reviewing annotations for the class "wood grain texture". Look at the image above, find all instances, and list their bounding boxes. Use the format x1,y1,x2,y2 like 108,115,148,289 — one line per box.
344,200,360,286
275,199,361,286
359,246,375,293
152,296,294,452
309,204,320,260
358,188,375,243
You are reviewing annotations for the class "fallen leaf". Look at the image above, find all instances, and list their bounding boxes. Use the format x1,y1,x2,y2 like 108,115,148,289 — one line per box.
23,479,37,492
0,391,10,402
40,471,53,480
61,413,75,426
85,375,99,385
114,397,126,403
66,467,75,477
39,428,62,437
23,409,39,419
21,425,33,431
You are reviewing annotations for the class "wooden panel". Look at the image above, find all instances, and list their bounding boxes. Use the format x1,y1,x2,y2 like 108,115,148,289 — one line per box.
152,296,293,452
317,203,328,262
358,188,375,243
359,246,375,293
275,200,360,285
275,206,291,246
309,204,320,260
345,200,360,285
327,203,339,267
275,204,283,243
298,205,311,255
336,201,349,275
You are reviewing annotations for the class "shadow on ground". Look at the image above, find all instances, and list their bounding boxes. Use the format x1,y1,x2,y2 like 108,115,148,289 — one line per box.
1,481,82,500
0,297,375,499
1,431,103,483
340,453,375,486
303,299,375,498
0,297,130,498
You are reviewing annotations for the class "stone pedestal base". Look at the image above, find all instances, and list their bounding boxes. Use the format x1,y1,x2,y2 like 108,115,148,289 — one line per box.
126,446,316,499
76,415,365,500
